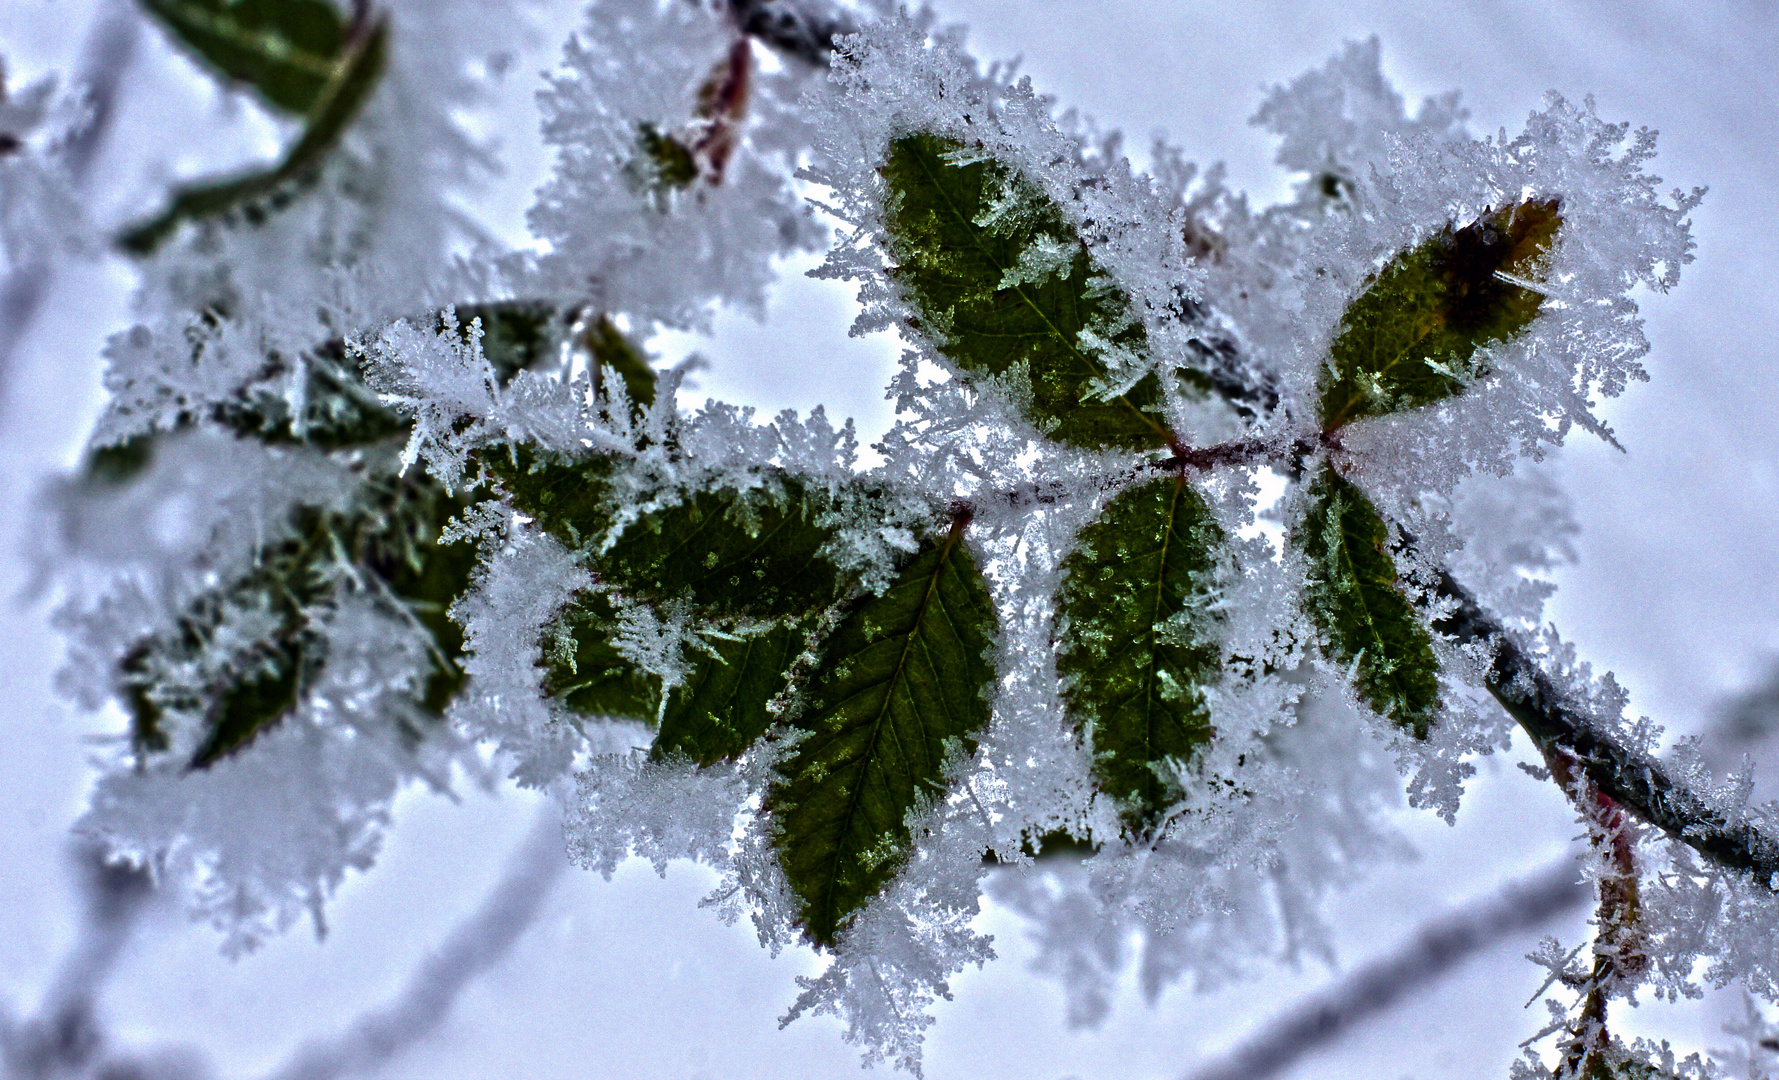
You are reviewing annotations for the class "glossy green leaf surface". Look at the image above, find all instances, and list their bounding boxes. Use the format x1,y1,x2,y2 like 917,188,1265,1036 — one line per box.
485,446,619,547
652,618,814,766
1319,199,1562,430
121,16,389,254
880,132,1193,451
139,0,345,115
765,526,998,946
1294,465,1440,737
604,479,844,620
1055,474,1225,832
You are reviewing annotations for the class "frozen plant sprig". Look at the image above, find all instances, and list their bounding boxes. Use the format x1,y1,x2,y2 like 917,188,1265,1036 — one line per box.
29,2,1761,1077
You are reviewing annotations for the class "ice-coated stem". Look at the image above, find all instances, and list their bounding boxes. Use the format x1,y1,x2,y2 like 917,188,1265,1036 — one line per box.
1435,572,1779,888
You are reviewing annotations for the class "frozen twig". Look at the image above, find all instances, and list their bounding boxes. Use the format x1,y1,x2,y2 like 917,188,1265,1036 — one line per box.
1436,572,1779,887
0,845,156,1079
0,4,137,405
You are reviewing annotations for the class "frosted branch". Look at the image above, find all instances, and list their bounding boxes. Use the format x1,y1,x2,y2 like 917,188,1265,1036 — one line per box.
1438,572,1779,888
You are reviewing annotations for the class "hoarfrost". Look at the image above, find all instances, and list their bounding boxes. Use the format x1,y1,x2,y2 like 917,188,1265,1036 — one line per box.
76,594,463,956
526,0,826,328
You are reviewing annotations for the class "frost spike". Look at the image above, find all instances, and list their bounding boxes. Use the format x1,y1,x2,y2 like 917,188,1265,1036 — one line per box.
765,522,998,947
1319,199,1562,430
1055,474,1225,832
1294,465,1441,736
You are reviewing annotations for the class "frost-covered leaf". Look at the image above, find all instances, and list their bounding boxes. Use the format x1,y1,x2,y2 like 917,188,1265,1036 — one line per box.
653,617,815,766
1055,475,1225,832
120,15,389,254
541,590,664,723
880,132,1188,451
485,445,619,540
139,0,346,115
765,525,998,946
602,478,846,620
1293,464,1440,736
120,471,476,768
1319,199,1562,429
499,456,846,622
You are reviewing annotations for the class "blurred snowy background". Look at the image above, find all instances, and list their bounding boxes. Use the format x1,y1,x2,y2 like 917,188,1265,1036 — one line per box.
2,1,1777,1078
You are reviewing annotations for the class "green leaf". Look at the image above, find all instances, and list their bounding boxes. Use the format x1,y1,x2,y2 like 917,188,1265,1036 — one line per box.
497,453,845,623
541,591,664,723
484,445,620,543
652,617,814,766
120,15,389,255
139,0,346,115
765,525,998,947
1319,199,1563,430
602,478,845,621
1055,474,1225,832
880,132,1194,452
1293,464,1441,737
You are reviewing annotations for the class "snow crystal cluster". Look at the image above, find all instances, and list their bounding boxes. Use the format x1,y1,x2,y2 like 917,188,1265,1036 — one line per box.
17,0,1772,1075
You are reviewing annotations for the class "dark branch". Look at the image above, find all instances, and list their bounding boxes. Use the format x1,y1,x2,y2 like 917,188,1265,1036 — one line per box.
727,0,854,67
1435,572,1779,888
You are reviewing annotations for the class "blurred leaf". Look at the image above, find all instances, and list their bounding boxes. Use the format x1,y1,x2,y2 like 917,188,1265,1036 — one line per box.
1319,199,1562,429
1293,465,1440,737
582,314,658,410
120,469,477,768
449,302,566,385
766,525,998,946
139,0,346,115
880,132,1198,451
120,15,389,255
1055,474,1225,832
210,337,410,449
189,636,308,768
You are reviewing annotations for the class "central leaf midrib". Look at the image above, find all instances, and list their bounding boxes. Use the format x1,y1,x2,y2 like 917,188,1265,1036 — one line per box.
814,531,959,936
1140,478,1182,810
908,145,1171,445
154,0,341,79
1330,480,1412,708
